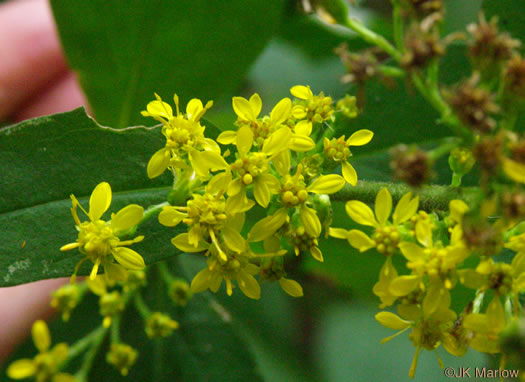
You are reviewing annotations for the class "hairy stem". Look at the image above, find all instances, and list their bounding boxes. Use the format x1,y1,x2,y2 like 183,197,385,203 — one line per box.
331,180,482,212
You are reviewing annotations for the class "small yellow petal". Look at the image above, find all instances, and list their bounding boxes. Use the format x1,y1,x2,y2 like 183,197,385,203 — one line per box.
290,85,312,100
279,278,304,297
147,148,170,179
289,135,315,152
294,120,312,136
7,359,36,379
191,268,213,293
222,226,246,253
111,204,144,232
345,200,377,226
399,242,425,262
375,312,411,330
253,178,271,208
236,125,254,156
158,206,186,227
328,227,348,239
392,192,419,225
112,247,145,270
32,320,51,353
300,206,322,237
249,93,262,117
172,233,209,252
270,98,292,125
374,188,392,226
89,182,112,221
186,98,204,121
347,129,374,146
232,96,255,121
503,158,525,183
237,271,261,300
248,209,288,242
217,130,237,145
342,161,357,186
307,174,345,194
262,127,292,156
390,275,421,296
347,229,375,252
310,246,324,262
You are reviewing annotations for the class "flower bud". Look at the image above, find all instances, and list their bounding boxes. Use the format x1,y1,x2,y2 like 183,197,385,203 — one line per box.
168,279,193,307
106,343,138,376
145,312,179,338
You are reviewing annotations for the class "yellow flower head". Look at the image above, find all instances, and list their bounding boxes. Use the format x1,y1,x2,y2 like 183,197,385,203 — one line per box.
397,220,470,290
7,320,70,381
142,93,227,179
248,162,345,241
330,187,419,256
60,182,145,282
323,129,374,185
463,296,507,354
376,291,456,378
218,93,315,153
290,85,334,135
191,248,262,299
159,182,251,261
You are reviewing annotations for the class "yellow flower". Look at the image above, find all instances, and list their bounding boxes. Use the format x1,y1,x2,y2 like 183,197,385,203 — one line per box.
190,246,263,300
463,296,507,354
60,182,145,282
248,161,345,242
372,256,399,308
159,183,251,262
218,94,315,152
330,187,419,256
220,125,284,208
459,257,525,314
376,291,457,378
142,93,227,179
289,226,324,262
290,85,334,135
7,320,70,382
323,130,374,185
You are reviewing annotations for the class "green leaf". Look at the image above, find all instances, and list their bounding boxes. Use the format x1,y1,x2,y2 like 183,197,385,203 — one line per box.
0,108,191,286
0,108,170,214
49,0,285,128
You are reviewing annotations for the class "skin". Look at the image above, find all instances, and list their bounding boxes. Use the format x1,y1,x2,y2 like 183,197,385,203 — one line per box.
0,0,86,362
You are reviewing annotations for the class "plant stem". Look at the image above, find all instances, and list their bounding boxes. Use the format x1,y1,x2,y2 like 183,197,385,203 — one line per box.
134,292,151,319
158,262,176,284
331,180,482,212
65,325,106,363
74,326,109,382
140,202,169,225
343,17,401,61
392,2,404,51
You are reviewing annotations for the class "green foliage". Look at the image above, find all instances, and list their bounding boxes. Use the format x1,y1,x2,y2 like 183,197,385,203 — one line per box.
0,109,182,287
49,0,285,128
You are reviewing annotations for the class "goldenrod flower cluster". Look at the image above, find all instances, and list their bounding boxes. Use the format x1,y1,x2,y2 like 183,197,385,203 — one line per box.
332,187,525,377
141,86,371,300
